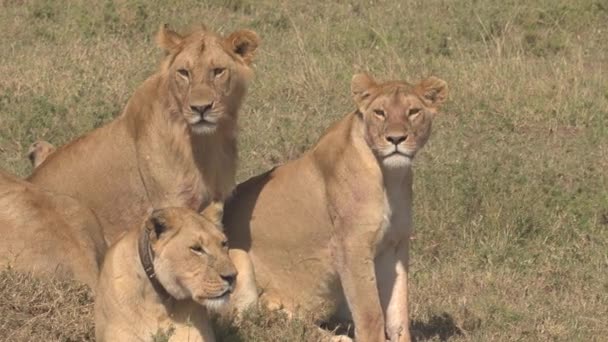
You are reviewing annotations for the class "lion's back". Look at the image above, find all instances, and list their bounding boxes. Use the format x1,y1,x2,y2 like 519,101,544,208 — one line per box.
0,170,107,287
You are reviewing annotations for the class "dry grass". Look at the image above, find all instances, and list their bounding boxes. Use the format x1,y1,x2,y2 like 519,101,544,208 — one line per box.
0,269,94,341
1,0,607,341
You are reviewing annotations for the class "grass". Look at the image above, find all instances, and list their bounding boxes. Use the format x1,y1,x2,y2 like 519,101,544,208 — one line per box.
0,269,94,341
1,0,607,341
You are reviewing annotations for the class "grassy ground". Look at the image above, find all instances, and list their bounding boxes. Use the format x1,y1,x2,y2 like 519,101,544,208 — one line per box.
0,269,94,340
1,0,607,341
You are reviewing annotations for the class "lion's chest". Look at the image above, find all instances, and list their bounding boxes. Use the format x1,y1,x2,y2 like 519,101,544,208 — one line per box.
375,178,412,251
183,183,205,209
173,176,233,216
174,164,233,211
174,174,206,209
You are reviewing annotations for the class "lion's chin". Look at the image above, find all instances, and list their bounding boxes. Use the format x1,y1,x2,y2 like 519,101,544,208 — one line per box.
190,121,218,135
201,293,230,311
381,153,412,169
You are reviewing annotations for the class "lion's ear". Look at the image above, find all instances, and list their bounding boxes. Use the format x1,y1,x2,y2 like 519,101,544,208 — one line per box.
145,209,173,241
226,29,260,65
27,140,55,169
156,24,184,54
200,201,224,227
415,76,448,108
351,73,376,109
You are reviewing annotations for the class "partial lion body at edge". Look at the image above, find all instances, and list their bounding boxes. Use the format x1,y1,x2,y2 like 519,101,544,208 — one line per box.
0,169,107,288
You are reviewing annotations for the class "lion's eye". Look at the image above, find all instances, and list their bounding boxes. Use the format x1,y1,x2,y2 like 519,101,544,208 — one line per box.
213,67,226,77
408,108,421,116
190,245,206,255
373,109,385,117
177,68,190,79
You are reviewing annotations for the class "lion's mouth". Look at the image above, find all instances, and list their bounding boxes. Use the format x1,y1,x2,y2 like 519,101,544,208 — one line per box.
209,288,232,300
191,115,218,127
201,288,232,311
385,149,414,159
189,114,220,134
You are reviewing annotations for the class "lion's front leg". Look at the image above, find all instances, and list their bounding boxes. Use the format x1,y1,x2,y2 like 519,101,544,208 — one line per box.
376,239,411,342
228,248,259,315
332,236,386,342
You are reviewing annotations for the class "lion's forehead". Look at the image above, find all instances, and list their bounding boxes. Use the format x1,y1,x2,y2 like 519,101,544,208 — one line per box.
179,225,225,245
370,93,423,113
376,82,412,95
181,30,219,48
174,37,235,68
167,231,231,264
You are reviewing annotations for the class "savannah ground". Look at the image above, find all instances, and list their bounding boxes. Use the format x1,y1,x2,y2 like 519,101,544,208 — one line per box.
0,0,607,341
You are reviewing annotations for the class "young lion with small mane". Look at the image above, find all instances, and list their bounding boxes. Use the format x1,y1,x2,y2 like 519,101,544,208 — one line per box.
224,73,448,342
29,24,260,244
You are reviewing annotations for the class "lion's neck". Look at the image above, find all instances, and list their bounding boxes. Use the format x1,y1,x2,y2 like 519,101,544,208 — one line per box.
381,164,412,186
378,158,414,249
190,132,237,203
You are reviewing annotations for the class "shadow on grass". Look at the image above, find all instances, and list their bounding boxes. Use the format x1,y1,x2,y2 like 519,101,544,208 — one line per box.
214,310,463,341
411,312,463,341
324,312,463,341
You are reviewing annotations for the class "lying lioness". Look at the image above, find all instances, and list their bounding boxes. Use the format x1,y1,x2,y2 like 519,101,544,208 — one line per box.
224,73,448,341
0,169,106,288
95,204,236,342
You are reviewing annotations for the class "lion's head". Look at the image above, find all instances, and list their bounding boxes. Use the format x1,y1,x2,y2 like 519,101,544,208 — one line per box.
139,204,236,310
351,73,448,168
156,24,260,135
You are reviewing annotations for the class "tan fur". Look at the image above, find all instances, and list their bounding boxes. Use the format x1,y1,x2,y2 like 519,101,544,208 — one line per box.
224,73,448,342
95,206,236,342
28,25,260,244
27,140,56,169
0,169,106,288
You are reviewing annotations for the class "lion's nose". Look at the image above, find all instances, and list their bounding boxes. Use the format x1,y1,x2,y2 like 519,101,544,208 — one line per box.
221,272,237,288
190,103,213,115
386,134,407,145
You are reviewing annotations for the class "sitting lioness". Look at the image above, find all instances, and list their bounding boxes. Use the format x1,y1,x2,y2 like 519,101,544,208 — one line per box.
224,73,448,342
0,169,106,288
95,205,236,342
29,24,260,244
